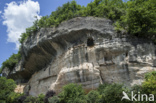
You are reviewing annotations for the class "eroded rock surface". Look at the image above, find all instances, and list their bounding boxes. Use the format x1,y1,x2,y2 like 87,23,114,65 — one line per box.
4,17,156,96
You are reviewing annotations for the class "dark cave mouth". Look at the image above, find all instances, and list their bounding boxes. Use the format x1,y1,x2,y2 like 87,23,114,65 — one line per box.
87,37,94,47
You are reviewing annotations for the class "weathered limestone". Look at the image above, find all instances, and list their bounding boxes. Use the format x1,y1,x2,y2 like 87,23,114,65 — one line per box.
3,17,156,96
14,84,26,93
1,67,10,77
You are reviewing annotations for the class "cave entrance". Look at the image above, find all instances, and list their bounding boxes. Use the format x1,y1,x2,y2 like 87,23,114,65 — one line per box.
87,37,94,47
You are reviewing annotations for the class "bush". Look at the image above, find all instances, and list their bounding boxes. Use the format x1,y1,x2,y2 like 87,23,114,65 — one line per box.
145,71,156,81
131,85,143,94
6,92,23,103
0,77,16,101
98,83,130,103
68,98,87,103
59,83,86,103
36,93,45,103
16,93,45,103
142,71,156,95
48,96,60,103
97,83,110,94
86,90,101,103
24,96,37,103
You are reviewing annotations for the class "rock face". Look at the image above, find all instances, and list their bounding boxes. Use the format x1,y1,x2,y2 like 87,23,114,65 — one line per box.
4,17,156,96
14,84,26,93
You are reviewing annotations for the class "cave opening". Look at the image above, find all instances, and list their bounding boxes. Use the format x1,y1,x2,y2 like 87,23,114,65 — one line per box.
125,52,128,57
87,37,94,47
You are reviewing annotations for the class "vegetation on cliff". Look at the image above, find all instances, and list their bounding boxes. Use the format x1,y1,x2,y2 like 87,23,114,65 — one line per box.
0,0,156,74
0,51,21,71
0,77,17,102
19,0,156,44
1,71,156,103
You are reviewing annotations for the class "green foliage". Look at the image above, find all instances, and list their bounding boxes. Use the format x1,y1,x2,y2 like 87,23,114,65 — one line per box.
131,85,143,94
86,90,101,103
6,92,22,103
24,96,37,103
142,71,156,95
114,20,125,32
21,93,45,103
145,71,156,80
0,77,16,102
68,98,87,103
48,96,60,103
98,83,130,103
97,83,110,94
19,19,39,44
122,0,156,36
59,83,86,103
1,51,21,71
92,0,126,20
0,68,2,74
36,93,45,103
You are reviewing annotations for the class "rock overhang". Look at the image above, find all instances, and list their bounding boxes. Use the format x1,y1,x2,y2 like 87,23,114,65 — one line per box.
8,17,116,80
5,17,156,96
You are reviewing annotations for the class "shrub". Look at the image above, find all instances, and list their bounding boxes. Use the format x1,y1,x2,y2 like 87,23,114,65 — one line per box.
6,92,23,103
59,83,86,103
24,96,37,103
36,93,45,103
145,71,156,81
131,85,143,94
97,83,110,94
98,83,130,103
68,97,87,103
142,71,156,95
48,96,60,103
0,77,16,101
86,90,101,103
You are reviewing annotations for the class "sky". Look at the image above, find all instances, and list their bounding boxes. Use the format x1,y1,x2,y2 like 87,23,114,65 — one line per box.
0,0,93,67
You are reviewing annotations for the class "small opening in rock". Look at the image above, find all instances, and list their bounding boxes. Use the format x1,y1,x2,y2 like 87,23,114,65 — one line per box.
125,52,128,57
87,37,94,47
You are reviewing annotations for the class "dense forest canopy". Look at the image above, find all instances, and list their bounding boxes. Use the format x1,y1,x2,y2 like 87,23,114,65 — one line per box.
0,0,156,72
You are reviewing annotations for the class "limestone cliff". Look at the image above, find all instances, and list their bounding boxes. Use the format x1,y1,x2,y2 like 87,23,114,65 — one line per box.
2,17,156,96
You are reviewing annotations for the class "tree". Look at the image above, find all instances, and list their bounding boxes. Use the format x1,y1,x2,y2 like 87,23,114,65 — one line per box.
0,77,16,102
125,0,156,36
